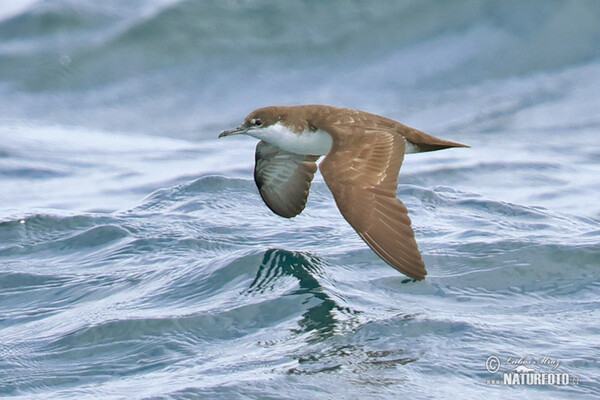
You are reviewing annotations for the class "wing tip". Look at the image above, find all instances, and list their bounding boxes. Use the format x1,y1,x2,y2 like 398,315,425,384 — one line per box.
407,269,427,281
394,261,427,281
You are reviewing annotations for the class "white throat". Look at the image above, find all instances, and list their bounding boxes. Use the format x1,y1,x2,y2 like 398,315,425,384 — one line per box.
247,122,332,156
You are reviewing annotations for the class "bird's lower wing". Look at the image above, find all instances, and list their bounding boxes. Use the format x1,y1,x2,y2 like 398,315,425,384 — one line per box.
318,128,427,280
254,140,320,218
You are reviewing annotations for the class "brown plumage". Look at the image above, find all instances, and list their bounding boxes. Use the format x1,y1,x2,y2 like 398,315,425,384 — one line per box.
219,105,469,280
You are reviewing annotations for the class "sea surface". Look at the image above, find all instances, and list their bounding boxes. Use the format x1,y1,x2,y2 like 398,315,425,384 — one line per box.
1,1,599,399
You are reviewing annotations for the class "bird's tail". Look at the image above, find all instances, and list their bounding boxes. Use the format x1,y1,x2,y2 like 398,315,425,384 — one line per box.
403,126,470,153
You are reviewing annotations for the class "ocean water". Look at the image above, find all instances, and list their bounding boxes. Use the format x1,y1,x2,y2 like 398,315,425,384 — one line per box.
1,1,600,398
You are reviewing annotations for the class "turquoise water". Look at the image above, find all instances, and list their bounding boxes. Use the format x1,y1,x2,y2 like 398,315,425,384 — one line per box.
1,1,599,398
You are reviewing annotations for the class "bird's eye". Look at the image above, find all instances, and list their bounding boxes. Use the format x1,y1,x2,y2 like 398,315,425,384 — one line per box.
254,119,262,126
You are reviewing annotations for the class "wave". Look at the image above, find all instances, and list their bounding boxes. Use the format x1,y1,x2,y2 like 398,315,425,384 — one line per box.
3,1,600,90
2,1,599,142
2,172,598,398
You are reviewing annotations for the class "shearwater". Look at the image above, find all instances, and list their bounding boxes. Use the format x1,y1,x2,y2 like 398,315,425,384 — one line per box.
219,105,469,280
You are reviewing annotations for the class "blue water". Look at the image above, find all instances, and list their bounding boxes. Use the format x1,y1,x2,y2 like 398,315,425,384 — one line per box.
1,1,600,398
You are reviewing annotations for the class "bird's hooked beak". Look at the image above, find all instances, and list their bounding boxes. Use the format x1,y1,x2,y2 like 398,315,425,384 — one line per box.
218,126,248,138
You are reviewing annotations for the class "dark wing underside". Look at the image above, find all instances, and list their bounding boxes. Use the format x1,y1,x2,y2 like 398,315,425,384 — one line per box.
254,140,320,218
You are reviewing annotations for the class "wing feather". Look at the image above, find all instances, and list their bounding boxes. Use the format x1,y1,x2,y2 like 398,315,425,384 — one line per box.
254,141,319,218
318,127,427,280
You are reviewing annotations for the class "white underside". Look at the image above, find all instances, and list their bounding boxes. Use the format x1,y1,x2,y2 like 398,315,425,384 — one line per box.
247,122,420,156
404,140,420,154
247,122,333,156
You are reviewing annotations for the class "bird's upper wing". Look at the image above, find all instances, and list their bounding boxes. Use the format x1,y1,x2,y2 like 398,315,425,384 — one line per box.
254,140,320,218
318,125,427,280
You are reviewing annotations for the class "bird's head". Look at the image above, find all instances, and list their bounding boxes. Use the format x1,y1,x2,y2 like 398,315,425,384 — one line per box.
218,106,331,156
218,107,283,139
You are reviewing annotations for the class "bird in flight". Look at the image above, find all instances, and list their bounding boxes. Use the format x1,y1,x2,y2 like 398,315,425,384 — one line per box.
219,105,468,280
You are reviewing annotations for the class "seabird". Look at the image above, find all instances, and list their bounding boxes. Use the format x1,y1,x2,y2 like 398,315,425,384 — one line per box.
219,105,468,280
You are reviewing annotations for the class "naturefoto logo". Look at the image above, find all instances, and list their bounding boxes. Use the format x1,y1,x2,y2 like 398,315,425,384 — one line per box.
485,355,580,386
